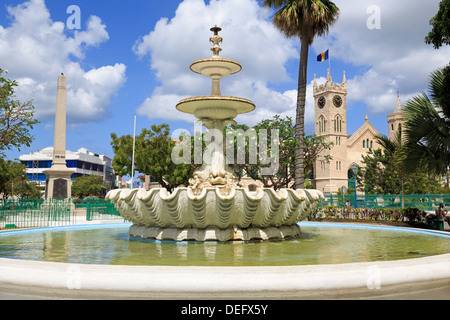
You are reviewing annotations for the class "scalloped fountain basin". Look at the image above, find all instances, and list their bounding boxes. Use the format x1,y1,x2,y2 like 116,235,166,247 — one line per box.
106,188,324,241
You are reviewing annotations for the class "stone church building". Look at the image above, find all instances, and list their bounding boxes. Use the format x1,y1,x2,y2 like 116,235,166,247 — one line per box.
313,69,406,194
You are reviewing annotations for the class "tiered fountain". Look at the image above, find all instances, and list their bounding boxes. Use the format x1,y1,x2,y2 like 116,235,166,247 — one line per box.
106,26,324,241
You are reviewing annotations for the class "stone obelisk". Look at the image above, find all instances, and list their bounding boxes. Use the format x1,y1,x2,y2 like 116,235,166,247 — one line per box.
44,73,74,199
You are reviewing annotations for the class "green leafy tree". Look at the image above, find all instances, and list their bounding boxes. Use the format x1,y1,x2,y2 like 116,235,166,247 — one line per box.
0,159,42,199
402,66,450,178
110,133,134,177
359,134,441,194
226,123,251,183
136,124,194,191
228,115,332,190
0,68,39,158
72,175,111,198
425,0,450,49
246,115,298,190
0,159,25,199
111,124,194,191
262,0,340,189
304,134,333,187
22,181,44,199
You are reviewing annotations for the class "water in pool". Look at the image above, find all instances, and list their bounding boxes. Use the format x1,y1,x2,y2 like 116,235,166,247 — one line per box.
0,223,449,266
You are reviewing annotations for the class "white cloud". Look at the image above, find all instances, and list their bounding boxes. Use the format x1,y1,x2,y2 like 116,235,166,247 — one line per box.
0,0,126,123
133,0,299,126
313,0,450,114
132,0,449,131
134,0,450,132
137,90,195,123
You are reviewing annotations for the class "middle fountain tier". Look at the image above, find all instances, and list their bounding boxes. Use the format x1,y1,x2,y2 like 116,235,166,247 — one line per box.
106,26,324,242
177,26,254,126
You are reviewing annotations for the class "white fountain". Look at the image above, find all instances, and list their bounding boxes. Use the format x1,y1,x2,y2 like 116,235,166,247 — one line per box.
106,26,324,241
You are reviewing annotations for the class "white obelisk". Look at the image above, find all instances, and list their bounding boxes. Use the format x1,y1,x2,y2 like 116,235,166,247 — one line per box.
44,73,74,199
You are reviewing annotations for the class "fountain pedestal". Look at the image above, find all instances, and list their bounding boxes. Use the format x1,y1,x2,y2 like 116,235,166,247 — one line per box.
106,26,324,242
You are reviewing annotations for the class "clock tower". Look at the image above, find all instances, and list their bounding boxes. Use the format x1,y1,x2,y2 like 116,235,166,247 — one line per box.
313,69,348,194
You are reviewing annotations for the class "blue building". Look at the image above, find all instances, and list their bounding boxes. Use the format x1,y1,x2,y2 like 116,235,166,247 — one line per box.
20,147,115,188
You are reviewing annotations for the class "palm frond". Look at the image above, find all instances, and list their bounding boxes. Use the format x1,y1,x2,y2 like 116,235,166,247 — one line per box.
429,64,450,118
402,87,450,176
264,0,339,43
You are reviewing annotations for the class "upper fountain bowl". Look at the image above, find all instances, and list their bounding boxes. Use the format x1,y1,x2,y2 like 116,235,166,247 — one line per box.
176,95,255,120
190,58,241,79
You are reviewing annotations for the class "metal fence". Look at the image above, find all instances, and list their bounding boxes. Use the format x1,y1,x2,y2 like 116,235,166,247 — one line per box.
73,198,123,221
0,198,124,230
0,198,74,230
320,193,450,211
3,194,447,230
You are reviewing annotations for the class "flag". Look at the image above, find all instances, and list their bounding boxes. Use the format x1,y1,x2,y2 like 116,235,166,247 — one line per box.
317,50,329,62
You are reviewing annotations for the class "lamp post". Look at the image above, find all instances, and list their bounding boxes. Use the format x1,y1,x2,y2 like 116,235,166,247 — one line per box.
329,153,333,205
131,114,136,189
21,174,25,199
352,165,358,208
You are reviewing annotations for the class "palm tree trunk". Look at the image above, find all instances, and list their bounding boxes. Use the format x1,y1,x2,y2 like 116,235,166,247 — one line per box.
294,35,309,189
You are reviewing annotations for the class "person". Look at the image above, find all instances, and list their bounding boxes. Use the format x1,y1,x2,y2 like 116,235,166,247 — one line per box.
441,204,450,228
435,203,450,227
445,212,450,228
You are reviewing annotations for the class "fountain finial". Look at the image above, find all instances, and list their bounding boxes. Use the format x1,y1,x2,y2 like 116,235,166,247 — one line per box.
210,25,223,58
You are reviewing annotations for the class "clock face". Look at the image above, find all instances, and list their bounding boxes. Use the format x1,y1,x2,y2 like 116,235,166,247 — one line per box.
333,95,343,108
318,96,326,108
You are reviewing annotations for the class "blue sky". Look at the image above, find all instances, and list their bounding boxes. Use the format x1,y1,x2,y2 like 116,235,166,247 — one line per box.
1,0,449,166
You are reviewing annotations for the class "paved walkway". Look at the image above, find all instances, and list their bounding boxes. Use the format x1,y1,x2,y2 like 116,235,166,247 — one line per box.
1,279,450,300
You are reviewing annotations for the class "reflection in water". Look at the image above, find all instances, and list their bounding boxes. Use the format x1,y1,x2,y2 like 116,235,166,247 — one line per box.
0,224,449,266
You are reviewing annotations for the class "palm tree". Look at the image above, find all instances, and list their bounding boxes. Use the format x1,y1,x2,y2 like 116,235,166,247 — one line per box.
402,65,450,179
262,0,340,189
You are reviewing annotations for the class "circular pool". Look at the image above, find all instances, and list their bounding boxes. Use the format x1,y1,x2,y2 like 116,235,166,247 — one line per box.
0,222,449,299
1,222,449,266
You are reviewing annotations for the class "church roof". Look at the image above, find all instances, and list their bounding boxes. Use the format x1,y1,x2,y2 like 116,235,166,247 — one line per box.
394,95,403,113
347,115,381,147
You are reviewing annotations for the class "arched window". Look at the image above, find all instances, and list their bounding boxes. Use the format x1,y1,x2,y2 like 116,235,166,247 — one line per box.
319,116,326,134
370,141,373,149
363,140,365,148
334,115,342,133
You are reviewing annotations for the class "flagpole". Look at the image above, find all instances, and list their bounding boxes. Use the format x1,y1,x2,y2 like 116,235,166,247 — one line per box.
329,49,331,72
131,114,136,189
